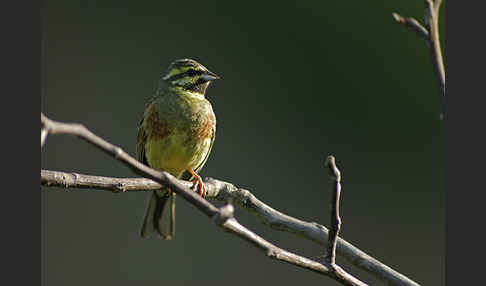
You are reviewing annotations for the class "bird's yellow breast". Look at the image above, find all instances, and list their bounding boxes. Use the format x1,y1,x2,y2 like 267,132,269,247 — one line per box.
145,131,212,178
142,92,215,178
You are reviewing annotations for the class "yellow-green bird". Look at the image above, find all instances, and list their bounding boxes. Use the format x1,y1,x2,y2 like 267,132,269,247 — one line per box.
137,59,219,239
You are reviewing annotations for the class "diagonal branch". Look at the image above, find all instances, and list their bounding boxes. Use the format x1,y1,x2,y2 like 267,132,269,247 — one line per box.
392,0,445,120
41,113,219,217
41,168,420,285
40,113,366,286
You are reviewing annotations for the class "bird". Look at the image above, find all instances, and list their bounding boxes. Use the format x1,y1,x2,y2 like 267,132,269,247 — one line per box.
137,58,219,239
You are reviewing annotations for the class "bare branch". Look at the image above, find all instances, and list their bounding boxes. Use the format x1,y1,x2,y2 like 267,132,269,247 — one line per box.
40,113,366,286
41,114,48,148
325,155,342,266
392,0,445,120
434,0,443,13
41,128,48,148
41,170,164,193
223,217,365,286
391,13,429,43
41,169,420,286
425,0,445,120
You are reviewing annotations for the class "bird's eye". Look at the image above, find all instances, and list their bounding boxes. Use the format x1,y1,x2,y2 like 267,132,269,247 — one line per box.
186,69,197,76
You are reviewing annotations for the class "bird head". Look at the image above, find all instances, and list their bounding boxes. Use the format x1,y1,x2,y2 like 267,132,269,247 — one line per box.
161,59,220,96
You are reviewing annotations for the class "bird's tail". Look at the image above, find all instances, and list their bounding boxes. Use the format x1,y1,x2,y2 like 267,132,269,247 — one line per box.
140,190,175,239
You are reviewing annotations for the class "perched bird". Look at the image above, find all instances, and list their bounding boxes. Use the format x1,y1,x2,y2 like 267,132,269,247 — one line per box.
137,59,219,239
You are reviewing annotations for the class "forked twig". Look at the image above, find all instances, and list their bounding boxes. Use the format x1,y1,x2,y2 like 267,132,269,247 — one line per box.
393,0,445,119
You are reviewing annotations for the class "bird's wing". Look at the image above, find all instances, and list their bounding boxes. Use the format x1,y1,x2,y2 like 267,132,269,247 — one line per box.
136,123,148,166
136,96,158,166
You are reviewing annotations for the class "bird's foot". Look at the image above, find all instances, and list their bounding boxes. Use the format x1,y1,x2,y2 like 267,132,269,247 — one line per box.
188,169,207,198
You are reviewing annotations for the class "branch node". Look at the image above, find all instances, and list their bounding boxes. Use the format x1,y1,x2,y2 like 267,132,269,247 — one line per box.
61,174,69,188
213,201,234,226
114,182,127,193
266,248,277,258
325,155,341,182
113,147,124,159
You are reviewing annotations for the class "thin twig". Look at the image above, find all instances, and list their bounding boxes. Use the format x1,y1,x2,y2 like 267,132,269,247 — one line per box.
41,128,48,148
41,114,48,148
391,13,429,43
41,169,420,286
392,0,445,120
40,113,366,286
325,155,342,267
425,0,445,120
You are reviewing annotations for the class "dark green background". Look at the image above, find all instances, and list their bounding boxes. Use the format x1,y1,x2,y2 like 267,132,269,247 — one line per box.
41,1,444,285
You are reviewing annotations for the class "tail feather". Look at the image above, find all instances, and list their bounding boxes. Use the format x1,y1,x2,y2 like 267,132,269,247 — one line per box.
140,190,175,239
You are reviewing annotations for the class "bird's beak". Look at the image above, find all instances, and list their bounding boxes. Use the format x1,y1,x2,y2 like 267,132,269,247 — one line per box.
201,70,220,82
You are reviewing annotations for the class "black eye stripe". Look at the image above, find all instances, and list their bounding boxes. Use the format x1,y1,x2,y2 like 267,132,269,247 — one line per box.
163,67,204,82
185,69,203,76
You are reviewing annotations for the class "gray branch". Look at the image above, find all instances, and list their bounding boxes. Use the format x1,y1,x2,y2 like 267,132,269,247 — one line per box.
41,128,48,148
325,155,342,267
391,13,429,42
41,169,420,285
41,113,366,286
392,0,445,120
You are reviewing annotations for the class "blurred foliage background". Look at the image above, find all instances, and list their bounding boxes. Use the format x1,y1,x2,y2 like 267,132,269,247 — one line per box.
41,1,444,285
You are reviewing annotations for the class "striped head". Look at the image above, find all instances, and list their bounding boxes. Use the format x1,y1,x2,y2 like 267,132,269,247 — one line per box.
161,59,220,96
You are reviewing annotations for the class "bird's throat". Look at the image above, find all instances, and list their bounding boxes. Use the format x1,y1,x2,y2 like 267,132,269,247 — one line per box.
170,86,206,100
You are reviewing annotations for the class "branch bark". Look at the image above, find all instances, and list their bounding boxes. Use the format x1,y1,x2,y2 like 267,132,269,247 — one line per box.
325,155,342,267
41,113,367,286
392,0,445,120
41,169,420,285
